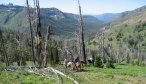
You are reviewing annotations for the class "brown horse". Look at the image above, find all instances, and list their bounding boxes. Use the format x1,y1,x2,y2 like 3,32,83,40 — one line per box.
75,61,84,71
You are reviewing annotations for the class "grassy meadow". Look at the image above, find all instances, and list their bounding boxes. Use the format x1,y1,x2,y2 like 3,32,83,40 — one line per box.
0,64,146,84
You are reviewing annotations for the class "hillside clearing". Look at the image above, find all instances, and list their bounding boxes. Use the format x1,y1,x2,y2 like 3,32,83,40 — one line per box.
0,64,146,84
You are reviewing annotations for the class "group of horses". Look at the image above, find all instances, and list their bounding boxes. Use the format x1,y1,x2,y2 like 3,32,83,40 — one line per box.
64,57,93,71
66,61,83,71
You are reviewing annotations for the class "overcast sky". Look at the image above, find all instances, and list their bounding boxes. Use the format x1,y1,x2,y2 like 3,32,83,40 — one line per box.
0,0,146,15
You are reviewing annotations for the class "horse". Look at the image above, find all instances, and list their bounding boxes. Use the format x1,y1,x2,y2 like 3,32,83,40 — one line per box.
67,62,75,70
66,61,83,71
65,57,85,71
75,61,83,71
87,57,93,64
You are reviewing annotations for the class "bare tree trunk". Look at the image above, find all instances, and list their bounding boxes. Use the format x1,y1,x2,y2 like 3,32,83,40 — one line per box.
35,0,43,67
26,0,36,65
77,0,86,63
0,29,9,66
42,25,51,67
14,36,21,66
20,38,24,66
101,32,104,64
27,0,53,67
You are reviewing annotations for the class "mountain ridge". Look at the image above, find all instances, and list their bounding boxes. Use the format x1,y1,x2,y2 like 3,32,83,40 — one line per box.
0,4,104,37
95,13,121,23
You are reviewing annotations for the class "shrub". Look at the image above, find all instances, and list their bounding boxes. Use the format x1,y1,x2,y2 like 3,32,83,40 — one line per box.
134,59,139,65
131,60,135,66
104,58,115,69
94,55,103,68
130,59,145,67
134,22,146,32
139,61,145,67
126,54,130,64
108,37,113,41
127,36,138,47
92,41,98,45
0,63,5,71
91,50,96,66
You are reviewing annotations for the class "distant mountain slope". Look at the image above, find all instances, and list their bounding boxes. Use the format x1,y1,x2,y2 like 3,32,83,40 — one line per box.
95,13,120,23
89,5,146,51
108,5,146,28
87,5,146,62
0,4,104,37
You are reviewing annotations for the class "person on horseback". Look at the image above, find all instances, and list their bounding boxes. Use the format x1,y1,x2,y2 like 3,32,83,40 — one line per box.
72,57,81,71
64,58,67,68
74,57,79,63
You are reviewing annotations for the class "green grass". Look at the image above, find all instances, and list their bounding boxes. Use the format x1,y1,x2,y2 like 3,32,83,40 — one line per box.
0,71,57,84
74,64,146,84
0,64,146,84
101,64,146,77
0,70,74,84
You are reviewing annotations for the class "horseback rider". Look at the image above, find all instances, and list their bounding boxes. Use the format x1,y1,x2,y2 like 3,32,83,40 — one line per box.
73,57,79,63
64,58,68,68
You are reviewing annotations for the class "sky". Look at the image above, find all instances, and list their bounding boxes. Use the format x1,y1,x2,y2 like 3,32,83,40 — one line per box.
0,0,146,15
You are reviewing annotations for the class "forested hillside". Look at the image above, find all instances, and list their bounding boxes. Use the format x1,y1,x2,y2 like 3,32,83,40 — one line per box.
0,4,104,36
88,5,146,66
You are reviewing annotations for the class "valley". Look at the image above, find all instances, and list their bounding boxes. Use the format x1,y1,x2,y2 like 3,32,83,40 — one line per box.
0,1,146,84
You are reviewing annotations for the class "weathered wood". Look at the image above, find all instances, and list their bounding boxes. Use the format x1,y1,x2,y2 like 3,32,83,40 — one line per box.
42,25,51,67
78,0,86,63
26,0,36,65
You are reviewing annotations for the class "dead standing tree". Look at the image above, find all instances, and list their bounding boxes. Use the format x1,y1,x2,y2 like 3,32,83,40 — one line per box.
77,0,86,63
42,25,52,67
26,0,51,67
96,31,104,64
26,0,36,65
34,0,43,67
96,27,107,64
101,29,105,64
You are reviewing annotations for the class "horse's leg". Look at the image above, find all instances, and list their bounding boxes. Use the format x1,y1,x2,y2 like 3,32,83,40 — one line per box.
64,64,67,68
80,64,82,71
75,63,79,71
71,63,74,70
81,63,83,70
75,63,78,71
77,66,78,71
